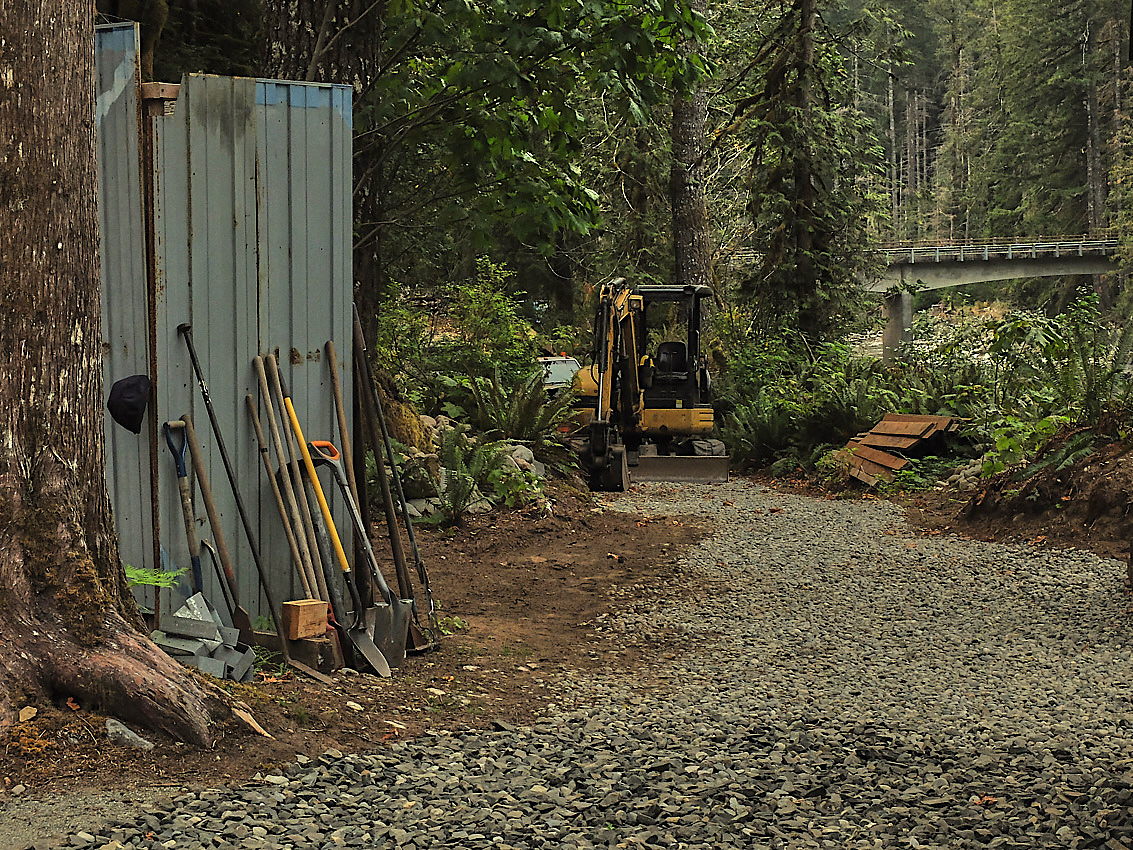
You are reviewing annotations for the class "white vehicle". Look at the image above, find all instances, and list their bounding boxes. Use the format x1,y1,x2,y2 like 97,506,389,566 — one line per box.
537,355,581,393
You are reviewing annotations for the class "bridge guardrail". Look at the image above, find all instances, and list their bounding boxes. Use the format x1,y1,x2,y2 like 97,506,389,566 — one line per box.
880,235,1120,265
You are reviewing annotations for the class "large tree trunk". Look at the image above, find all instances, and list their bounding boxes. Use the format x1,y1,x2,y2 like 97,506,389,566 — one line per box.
0,0,231,745
670,0,712,291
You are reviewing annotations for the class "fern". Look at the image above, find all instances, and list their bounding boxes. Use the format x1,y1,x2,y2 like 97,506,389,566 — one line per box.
433,423,514,524
1012,431,1096,482
470,368,579,474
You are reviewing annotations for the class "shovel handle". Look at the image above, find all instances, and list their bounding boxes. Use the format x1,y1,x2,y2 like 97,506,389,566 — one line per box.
278,375,352,581
308,440,340,464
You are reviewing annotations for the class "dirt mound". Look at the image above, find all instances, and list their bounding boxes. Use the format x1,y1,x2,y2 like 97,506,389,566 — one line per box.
904,433,1133,579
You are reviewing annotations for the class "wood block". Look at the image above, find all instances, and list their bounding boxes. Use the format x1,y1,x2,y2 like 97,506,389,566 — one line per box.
282,599,328,640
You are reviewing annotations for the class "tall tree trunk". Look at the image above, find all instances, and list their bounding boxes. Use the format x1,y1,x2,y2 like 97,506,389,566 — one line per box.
888,70,898,228
1084,21,1111,308
0,0,231,745
794,0,819,338
670,0,712,290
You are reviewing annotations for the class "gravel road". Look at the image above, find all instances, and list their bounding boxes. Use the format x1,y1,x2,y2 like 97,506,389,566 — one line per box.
18,479,1133,849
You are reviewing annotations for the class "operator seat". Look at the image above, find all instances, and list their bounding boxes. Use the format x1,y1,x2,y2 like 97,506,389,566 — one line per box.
655,341,688,375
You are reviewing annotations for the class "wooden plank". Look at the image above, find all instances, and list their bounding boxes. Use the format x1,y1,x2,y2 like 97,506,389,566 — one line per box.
870,419,936,437
860,433,920,450
849,456,896,483
881,413,957,427
852,445,909,470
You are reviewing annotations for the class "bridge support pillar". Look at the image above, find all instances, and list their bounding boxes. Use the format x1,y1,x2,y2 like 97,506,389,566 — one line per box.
882,291,914,362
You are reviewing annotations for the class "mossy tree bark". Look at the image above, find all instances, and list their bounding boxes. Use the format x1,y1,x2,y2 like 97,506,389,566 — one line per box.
0,0,231,746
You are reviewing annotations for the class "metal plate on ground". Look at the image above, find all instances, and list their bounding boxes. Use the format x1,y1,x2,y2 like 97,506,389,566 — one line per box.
632,455,730,484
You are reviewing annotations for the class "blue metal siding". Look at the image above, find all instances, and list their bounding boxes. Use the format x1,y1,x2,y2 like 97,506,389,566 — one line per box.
95,23,155,610
151,74,354,623
94,38,354,624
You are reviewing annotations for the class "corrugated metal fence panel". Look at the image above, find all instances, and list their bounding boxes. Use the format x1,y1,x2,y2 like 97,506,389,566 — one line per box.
152,74,353,625
95,23,155,610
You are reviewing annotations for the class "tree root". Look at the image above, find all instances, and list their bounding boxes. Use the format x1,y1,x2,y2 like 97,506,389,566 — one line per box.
0,615,233,747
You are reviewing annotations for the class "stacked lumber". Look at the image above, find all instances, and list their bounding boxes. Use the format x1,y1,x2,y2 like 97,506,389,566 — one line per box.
842,414,963,486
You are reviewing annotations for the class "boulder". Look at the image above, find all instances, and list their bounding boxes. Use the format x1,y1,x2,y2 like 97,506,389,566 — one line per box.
400,456,438,499
510,444,536,465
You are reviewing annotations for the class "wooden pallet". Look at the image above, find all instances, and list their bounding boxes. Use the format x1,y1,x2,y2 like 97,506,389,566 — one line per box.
843,414,964,486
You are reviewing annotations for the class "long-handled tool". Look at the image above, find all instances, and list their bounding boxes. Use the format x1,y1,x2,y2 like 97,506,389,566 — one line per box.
182,413,331,685
275,370,392,677
264,354,330,604
325,340,361,516
163,421,205,594
309,440,411,668
177,323,283,634
179,414,252,632
352,306,438,640
246,393,312,599
324,340,374,607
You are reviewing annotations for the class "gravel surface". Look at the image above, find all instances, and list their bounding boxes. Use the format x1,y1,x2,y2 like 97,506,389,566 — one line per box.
18,480,1133,849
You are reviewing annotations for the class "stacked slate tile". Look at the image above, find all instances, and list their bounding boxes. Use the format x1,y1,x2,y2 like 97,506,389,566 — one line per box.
150,593,256,681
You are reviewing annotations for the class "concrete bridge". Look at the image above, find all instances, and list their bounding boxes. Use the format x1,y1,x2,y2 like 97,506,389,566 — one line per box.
868,235,1121,359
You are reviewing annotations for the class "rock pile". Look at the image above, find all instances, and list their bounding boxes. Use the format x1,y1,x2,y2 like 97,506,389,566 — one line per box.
938,457,985,491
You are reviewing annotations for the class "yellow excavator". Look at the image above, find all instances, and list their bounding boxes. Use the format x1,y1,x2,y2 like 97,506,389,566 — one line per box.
572,278,729,490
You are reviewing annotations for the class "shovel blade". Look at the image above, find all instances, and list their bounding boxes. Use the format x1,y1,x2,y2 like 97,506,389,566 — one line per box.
367,600,411,668
346,612,392,677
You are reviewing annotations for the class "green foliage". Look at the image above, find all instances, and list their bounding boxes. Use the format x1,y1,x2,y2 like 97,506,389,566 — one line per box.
369,283,430,380
716,292,1133,477
985,295,1133,426
717,326,902,466
981,415,1068,476
470,368,579,475
264,0,711,300
124,563,185,589
877,456,962,494
436,614,469,636
432,424,533,524
152,0,261,79
439,259,539,382
1010,429,1096,483
367,262,542,419
720,0,888,342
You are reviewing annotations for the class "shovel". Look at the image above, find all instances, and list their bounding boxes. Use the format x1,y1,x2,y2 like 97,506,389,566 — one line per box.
308,440,411,668
276,371,392,678
352,306,438,651
163,421,205,595
178,415,253,634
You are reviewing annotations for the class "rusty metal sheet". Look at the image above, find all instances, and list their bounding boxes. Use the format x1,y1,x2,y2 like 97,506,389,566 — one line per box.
860,434,920,450
849,456,898,484
870,419,936,437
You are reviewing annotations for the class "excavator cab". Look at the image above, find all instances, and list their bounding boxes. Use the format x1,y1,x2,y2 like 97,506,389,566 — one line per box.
573,280,728,490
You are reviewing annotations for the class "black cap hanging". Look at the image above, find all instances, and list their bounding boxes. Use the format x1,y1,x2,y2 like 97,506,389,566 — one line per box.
107,374,151,434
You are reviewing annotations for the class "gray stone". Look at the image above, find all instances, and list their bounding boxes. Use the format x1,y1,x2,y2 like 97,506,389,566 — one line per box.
162,614,222,642
105,718,155,751
53,480,1133,850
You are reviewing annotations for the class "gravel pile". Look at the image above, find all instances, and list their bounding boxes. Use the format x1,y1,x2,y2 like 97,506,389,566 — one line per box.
56,480,1133,849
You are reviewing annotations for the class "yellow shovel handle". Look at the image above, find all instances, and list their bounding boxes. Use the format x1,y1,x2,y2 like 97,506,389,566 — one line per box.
281,388,352,578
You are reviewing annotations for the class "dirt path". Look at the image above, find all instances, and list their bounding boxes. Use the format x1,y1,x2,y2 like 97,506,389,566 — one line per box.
4,457,1131,848
0,483,708,847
